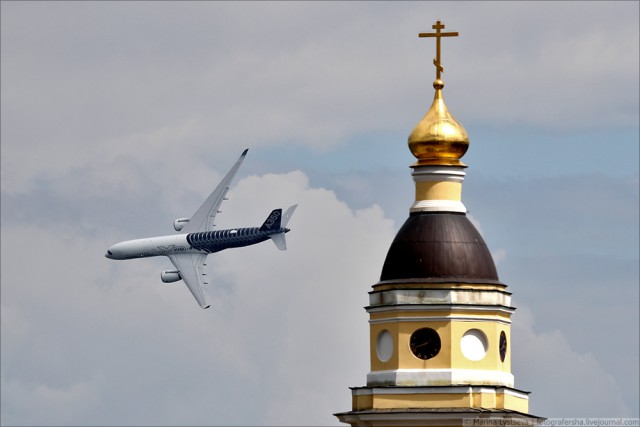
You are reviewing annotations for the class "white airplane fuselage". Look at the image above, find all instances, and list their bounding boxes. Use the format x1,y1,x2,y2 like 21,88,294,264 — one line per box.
105,226,289,260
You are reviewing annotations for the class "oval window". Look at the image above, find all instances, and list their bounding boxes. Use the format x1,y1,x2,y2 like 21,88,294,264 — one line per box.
499,331,507,363
460,329,488,361
376,330,393,362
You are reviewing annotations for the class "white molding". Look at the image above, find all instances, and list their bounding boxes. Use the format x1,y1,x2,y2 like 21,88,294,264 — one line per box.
369,289,512,307
366,369,515,388
369,315,512,326
335,412,540,427
501,387,530,398
352,386,472,396
366,304,515,325
410,199,467,213
412,166,467,183
351,384,527,398
367,304,514,313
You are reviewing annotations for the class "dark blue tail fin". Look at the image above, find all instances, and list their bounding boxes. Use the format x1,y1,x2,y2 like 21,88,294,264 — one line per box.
259,209,282,231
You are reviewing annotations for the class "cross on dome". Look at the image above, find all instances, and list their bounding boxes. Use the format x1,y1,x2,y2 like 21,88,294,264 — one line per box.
419,20,459,82
409,20,468,167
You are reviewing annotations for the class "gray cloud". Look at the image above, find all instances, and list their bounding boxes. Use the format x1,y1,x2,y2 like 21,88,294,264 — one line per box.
1,1,638,425
1,172,394,426
3,2,637,192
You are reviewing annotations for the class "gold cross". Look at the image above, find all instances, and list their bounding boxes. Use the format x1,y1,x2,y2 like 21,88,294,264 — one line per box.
419,20,459,80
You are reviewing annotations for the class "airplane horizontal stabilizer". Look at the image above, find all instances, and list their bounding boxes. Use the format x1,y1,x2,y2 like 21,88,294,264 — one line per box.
270,232,287,250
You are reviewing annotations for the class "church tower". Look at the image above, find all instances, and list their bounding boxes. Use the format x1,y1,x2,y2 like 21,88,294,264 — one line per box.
335,21,544,426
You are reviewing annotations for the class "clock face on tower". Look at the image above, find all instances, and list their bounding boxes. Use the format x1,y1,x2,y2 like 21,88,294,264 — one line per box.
409,327,441,360
499,331,507,362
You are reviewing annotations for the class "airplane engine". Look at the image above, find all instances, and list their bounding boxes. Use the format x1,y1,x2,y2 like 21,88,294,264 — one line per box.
174,218,190,232
161,270,182,283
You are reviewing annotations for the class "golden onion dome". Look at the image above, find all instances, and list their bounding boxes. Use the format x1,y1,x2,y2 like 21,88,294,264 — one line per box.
408,79,469,167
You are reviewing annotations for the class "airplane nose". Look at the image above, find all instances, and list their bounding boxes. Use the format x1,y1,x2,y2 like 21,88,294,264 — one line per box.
105,249,113,259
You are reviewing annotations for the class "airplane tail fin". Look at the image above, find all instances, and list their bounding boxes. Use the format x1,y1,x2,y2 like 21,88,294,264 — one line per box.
259,209,283,232
265,204,298,251
280,204,298,228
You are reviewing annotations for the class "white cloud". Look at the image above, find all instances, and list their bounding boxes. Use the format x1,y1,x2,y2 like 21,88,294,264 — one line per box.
512,306,631,417
0,171,395,426
4,168,633,424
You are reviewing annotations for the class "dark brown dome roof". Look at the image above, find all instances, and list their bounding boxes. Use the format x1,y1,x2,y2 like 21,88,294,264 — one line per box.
380,212,500,283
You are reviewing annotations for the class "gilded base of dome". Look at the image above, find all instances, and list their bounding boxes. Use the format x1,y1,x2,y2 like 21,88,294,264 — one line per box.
408,138,469,167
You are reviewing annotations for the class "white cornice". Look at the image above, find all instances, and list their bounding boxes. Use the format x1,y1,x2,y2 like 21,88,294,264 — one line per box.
366,369,515,388
352,382,526,396
412,166,466,183
369,288,512,307
410,200,467,213
369,316,512,325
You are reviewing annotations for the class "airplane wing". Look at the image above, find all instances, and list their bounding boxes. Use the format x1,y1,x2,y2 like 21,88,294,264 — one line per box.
181,149,248,234
168,253,210,309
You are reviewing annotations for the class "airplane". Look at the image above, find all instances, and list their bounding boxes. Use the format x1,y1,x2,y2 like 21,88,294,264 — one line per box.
105,149,297,309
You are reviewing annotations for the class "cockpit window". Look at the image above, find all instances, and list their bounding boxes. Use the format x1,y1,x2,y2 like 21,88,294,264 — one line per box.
107,250,113,255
